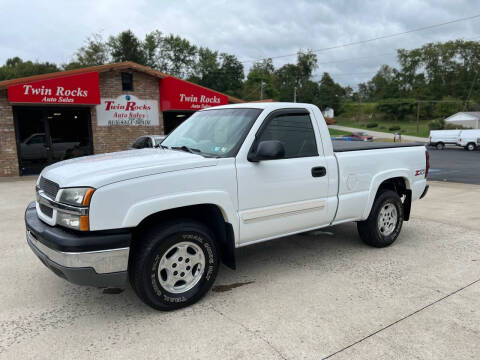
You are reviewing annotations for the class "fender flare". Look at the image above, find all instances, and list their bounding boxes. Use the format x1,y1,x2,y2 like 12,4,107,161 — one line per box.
362,169,411,220
122,190,239,242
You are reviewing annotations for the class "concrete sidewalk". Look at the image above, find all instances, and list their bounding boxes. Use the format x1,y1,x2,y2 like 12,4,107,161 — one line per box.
329,124,429,142
0,179,479,359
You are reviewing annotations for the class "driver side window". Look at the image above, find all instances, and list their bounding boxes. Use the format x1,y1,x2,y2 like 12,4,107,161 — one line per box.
256,113,318,159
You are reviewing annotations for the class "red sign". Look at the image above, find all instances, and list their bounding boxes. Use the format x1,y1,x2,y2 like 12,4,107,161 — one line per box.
159,76,228,111
8,72,100,105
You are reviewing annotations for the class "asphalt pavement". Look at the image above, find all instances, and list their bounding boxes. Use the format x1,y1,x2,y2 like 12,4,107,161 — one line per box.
1,178,479,359
427,146,480,184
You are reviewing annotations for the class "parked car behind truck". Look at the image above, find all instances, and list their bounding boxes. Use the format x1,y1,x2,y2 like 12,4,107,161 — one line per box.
25,103,429,311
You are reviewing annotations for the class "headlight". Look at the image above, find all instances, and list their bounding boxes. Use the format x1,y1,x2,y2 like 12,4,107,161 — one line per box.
57,187,94,231
59,187,94,206
57,212,88,230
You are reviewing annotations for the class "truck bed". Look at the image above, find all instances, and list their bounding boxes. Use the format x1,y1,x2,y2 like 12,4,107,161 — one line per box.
333,141,425,152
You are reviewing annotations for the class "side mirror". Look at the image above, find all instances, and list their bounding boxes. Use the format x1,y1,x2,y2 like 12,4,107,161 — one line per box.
248,140,285,162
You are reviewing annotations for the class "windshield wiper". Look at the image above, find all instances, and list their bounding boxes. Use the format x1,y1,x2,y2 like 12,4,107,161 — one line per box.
171,145,202,154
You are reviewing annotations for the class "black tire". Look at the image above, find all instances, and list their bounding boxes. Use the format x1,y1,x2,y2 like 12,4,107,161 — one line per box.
130,219,219,311
466,143,476,151
357,190,404,248
436,142,445,150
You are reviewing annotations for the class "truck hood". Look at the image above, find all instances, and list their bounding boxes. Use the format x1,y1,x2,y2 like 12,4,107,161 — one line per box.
40,149,218,188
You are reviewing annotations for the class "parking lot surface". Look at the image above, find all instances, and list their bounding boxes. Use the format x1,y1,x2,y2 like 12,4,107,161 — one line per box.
0,178,479,359
428,146,480,184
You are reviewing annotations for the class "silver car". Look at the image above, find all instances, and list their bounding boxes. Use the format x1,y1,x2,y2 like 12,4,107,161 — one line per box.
129,135,166,149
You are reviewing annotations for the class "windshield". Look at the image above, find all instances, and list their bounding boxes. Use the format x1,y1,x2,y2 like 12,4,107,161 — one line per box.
162,108,262,157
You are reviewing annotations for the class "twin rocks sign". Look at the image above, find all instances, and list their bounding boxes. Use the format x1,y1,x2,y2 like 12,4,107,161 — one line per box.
159,76,228,111
8,72,100,104
96,95,159,127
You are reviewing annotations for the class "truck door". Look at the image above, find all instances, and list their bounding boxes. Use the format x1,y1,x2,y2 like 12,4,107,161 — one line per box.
235,109,331,244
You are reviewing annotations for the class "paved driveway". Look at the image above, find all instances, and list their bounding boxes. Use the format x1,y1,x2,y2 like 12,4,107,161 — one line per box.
0,179,479,359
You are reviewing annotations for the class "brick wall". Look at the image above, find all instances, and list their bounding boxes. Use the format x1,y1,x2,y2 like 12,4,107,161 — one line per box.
92,70,164,154
0,90,19,176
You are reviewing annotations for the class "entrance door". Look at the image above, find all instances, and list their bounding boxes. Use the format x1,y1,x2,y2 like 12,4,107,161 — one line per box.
14,107,93,175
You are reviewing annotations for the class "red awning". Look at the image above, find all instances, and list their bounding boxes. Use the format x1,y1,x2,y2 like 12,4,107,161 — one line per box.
7,72,101,105
159,76,229,111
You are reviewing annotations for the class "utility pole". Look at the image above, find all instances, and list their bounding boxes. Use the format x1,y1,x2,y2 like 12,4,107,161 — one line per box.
293,86,297,103
416,101,420,136
260,81,265,100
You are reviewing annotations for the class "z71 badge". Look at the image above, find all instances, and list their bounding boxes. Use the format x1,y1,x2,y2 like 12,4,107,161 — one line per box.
415,169,426,176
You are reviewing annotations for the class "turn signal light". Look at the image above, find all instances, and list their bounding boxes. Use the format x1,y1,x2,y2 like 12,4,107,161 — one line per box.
82,188,95,206
79,216,89,231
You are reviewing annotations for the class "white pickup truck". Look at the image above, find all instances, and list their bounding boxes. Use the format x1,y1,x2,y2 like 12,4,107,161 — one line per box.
25,102,429,310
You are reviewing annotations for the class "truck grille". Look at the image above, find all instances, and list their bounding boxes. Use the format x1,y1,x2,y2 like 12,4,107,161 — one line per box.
39,203,53,217
39,177,59,199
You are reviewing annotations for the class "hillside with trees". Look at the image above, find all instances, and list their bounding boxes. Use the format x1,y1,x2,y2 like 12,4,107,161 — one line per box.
1,31,479,134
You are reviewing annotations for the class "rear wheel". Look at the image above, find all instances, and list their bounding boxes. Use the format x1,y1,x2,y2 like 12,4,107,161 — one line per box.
130,220,219,311
466,143,476,151
357,190,404,248
435,142,445,150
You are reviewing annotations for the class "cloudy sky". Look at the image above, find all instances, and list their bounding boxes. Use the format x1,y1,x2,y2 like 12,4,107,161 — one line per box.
1,0,479,88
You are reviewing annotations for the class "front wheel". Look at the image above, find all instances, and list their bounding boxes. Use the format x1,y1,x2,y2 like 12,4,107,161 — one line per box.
466,143,476,151
130,220,219,311
357,190,404,248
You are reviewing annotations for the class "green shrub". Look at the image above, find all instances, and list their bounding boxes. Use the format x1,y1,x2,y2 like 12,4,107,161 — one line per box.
428,119,444,130
389,126,401,131
366,122,378,128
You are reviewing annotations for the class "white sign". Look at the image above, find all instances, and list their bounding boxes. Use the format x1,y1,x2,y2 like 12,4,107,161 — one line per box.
96,95,159,126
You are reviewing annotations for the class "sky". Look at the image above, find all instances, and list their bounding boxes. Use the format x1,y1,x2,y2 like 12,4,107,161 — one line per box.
1,0,479,88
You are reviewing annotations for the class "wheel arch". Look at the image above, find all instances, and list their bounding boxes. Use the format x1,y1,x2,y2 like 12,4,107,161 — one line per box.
363,173,411,221
132,204,236,270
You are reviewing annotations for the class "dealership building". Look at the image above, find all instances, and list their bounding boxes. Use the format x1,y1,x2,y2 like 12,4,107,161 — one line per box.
0,62,242,177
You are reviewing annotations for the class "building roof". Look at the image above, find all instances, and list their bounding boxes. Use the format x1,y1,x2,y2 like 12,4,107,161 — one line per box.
445,112,480,121
0,61,244,104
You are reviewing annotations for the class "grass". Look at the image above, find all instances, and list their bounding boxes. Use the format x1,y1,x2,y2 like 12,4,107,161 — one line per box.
334,117,430,138
328,128,351,136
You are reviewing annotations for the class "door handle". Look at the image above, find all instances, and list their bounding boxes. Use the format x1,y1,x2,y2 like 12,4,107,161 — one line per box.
311,166,326,177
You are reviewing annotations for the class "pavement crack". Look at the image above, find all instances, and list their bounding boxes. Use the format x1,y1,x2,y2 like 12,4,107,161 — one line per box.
320,277,480,360
210,305,288,360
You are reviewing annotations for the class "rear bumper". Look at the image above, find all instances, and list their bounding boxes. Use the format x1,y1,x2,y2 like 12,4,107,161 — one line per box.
25,202,130,287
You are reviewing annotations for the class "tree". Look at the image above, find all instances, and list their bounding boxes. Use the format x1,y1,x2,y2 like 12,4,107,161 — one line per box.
0,57,59,80
317,72,345,111
217,53,244,96
64,33,110,69
189,47,220,89
108,30,146,64
242,59,277,100
143,30,163,69
377,100,415,121
158,34,197,78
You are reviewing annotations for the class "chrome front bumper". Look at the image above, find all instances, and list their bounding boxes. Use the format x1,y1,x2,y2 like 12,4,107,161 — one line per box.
25,202,131,287
27,230,129,274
